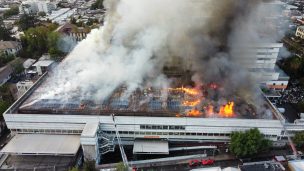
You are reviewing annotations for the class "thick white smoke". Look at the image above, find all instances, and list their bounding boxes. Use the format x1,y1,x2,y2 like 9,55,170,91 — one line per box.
37,0,285,109
43,0,212,101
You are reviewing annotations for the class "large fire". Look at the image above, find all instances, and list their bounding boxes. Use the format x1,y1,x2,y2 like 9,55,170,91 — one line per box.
219,101,234,117
205,105,214,115
168,87,200,96
182,99,201,106
169,86,235,118
186,109,201,117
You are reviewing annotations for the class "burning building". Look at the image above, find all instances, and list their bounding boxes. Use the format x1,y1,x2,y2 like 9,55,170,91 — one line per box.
1,72,289,163
1,0,301,164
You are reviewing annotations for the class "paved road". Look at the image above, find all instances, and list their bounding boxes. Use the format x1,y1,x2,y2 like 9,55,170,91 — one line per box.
135,159,240,171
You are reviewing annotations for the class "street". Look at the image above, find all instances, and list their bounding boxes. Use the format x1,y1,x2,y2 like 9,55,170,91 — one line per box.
136,159,241,171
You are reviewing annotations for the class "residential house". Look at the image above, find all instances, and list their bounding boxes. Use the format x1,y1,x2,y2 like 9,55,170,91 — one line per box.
0,41,22,56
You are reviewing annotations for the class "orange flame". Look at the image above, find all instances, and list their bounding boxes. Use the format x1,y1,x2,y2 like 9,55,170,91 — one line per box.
182,99,201,106
175,114,182,117
186,109,201,117
219,101,234,117
169,87,200,96
206,105,214,115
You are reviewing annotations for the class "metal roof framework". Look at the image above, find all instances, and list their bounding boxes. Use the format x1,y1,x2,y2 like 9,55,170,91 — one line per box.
0,134,80,156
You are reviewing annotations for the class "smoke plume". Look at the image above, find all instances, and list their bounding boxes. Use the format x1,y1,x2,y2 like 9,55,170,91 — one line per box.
38,0,284,113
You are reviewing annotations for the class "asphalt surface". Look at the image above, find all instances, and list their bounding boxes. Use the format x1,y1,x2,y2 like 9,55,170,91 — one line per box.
136,159,240,171
98,147,294,171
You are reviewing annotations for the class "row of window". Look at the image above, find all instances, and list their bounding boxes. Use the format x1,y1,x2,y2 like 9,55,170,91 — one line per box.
257,52,273,55
103,130,230,136
11,129,82,134
102,131,279,138
297,28,303,33
257,57,273,60
140,125,185,130
11,129,279,139
272,83,286,86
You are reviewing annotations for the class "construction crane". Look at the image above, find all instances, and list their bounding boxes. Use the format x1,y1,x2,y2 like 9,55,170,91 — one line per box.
111,114,130,169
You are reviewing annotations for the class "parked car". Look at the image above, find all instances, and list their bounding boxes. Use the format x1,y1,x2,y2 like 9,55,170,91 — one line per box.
202,159,214,165
189,159,201,167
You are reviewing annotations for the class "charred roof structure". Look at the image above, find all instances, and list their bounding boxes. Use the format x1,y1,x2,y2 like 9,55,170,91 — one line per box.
14,72,277,120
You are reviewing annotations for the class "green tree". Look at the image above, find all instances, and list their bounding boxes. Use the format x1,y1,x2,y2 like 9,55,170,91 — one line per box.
279,56,304,79
69,167,79,171
0,84,14,117
115,162,128,171
0,53,14,67
229,128,271,158
21,26,49,58
0,100,10,117
84,160,97,171
3,7,19,19
18,14,36,31
293,131,304,148
90,0,104,10
21,24,62,59
11,60,24,76
47,31,62,59
0,20,12,41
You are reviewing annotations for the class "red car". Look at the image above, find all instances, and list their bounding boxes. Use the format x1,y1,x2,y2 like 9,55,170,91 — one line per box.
189,159,201,167
202,159,214,165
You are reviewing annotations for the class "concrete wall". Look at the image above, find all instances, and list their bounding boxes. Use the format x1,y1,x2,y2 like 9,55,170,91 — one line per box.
82,145,97,161
4,114,284,142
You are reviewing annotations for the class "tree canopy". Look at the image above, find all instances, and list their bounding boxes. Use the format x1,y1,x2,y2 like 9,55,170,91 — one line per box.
115,162,129,171
18,14,37,31
0,84,13,117
83,160,97,171
69,167,79,171
293,131,304,148
21,24,62,59
0,53,14,67
0,100,10,117
278,56,304,79
11,60,24,76
0,20,13,41
3,7,19,19
229,128,271,158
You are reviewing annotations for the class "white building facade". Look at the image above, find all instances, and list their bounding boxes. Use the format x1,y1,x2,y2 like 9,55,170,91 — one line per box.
19,0,56,14
232,43,288,90
0,41,22,56
37,1,56,14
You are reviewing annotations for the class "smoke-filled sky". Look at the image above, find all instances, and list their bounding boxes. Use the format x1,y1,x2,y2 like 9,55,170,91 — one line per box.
41,0,284,107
